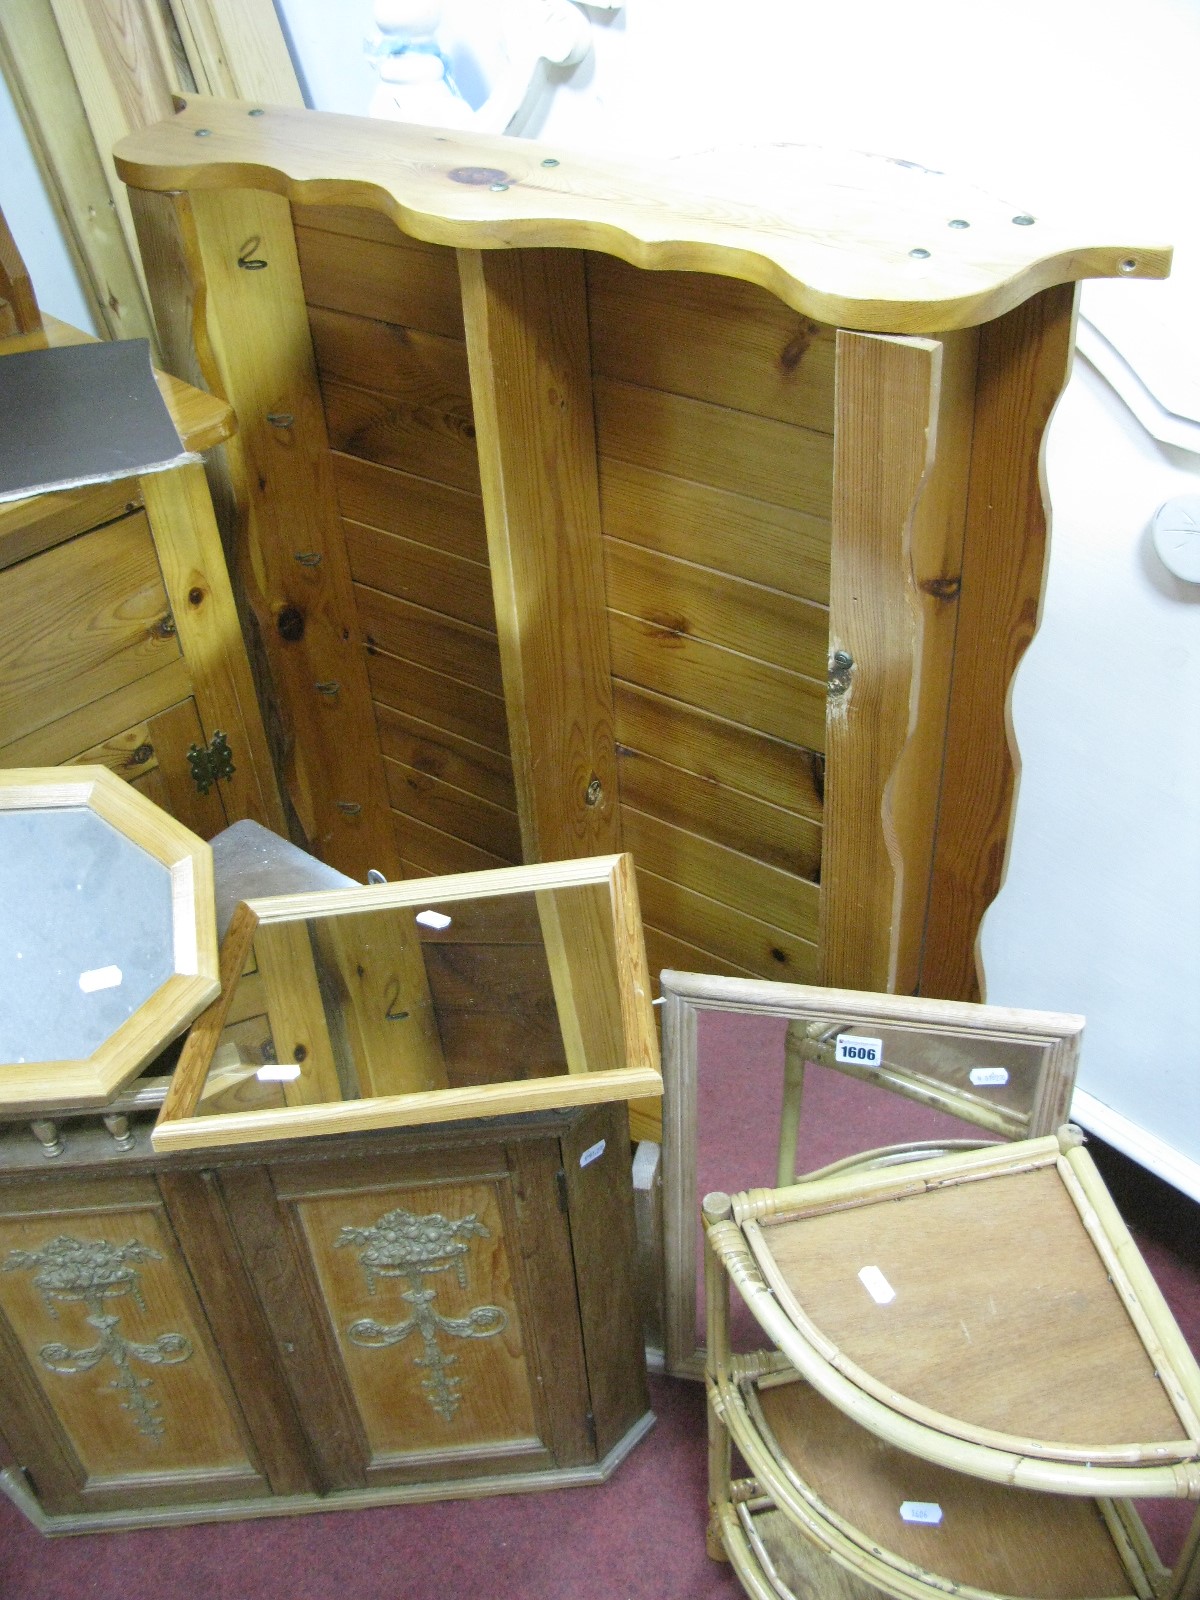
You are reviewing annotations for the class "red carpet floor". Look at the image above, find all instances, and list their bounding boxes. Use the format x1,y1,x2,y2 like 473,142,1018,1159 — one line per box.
2,1010,1197,1598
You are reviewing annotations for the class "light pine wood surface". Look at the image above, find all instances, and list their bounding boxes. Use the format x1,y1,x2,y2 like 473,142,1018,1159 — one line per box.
114,98,1168,335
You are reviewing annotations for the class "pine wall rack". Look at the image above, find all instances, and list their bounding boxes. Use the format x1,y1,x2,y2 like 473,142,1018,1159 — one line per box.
113,101,1168,1139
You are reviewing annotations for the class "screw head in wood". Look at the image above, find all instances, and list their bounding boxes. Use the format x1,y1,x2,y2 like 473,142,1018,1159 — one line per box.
195,128,211,137
1012,214,1035,226
909,247,931,259
584,777,604,807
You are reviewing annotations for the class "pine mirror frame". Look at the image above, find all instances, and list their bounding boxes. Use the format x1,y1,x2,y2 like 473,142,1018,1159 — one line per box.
152,853,659,1153
0,766,219,1114
659,969,1085,1379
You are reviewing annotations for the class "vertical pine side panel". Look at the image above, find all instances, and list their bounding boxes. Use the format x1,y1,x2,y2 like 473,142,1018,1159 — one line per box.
459,247,620,863
921,282,1078,1002
887,326,980,994
820,332,942,993
129,183,403,882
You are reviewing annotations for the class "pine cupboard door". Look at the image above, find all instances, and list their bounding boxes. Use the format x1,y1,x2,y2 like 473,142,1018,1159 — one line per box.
0,1172,271,1515
221,1139,600,1491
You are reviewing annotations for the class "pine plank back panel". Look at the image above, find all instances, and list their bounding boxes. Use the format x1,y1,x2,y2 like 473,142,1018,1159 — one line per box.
294,207,519,881
589,255,831,990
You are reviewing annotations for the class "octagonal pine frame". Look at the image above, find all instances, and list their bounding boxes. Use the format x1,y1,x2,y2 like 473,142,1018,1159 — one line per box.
0,767,219,1113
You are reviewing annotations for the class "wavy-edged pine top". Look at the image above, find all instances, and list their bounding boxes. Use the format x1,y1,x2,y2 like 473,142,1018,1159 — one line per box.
114,96,1170,334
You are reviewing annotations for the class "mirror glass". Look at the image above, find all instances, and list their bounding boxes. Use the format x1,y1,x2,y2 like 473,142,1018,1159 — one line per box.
692,1007,1058,1354
0,806,174,1066
191,880,625,1118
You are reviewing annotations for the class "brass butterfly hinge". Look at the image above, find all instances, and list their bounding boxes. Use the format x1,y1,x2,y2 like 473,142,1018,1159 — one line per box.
186,730,235,795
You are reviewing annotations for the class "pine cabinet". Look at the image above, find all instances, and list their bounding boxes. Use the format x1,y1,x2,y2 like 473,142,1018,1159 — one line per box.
113,103,1166,1120
0,318,283,842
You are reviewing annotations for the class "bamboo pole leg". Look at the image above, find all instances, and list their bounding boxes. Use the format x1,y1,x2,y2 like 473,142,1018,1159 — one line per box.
775,1034,806,1189
704,1191,735,1563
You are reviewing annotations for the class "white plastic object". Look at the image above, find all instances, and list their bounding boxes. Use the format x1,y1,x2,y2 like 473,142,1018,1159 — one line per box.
1151,495,1200,583
366,0,592,134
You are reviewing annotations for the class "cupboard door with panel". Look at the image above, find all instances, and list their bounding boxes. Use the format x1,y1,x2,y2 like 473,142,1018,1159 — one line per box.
218,1103,648,1491
0,1172,271,1515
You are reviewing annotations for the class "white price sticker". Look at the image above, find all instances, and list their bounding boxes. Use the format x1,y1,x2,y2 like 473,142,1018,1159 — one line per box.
415,909,452,930
858,1265,895,1305
79,965,122,993
836,1033,883,1068
579,1139,606,1169
900,1501,943,1526
969,1067,1009,1087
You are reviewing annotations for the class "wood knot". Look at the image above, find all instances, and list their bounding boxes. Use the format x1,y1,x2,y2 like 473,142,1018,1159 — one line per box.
921,575,961,601
779,320,818,372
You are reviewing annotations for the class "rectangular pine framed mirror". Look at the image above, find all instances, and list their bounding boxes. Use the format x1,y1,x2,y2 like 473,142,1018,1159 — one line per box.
153,855,659,1152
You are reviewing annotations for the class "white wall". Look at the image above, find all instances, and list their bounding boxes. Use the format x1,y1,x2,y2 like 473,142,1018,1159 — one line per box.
5,0,1200,1186
0,70,96,331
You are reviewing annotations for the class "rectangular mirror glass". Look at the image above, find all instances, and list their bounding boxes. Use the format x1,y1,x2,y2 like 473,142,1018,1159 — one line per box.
659,971,1085,1378
154,856,659,1151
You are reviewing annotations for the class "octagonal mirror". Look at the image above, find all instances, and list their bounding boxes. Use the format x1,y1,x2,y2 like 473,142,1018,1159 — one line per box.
0,767,219,1112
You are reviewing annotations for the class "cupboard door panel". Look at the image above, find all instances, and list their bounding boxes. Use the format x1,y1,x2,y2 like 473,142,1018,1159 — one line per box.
293,1177,541,1467
0,511,178,746
0,1176,265,1510
234,1141,592,1488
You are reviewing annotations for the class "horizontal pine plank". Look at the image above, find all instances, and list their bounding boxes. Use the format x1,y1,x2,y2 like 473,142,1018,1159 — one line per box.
293,202,415,246
358,586,504,696
587,255,835,433
603,537,827,682
623,807,819,945
598,456,830,605
608,608,826,752
594,377,833,517
375,701,516,812
617,745,820,884
383,754,522,859
345,518,496,631
322,377,480,492
634,866,818,985
0,513,179,745
641,922,756,988
614,681,823,820
308,304,470,400
391,810,514,877
295,222,464,337
368,651,510,756
331,453,488,564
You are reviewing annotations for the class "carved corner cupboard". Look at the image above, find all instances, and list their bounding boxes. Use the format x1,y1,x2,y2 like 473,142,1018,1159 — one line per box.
0,311,284,842
0,1098,649,1532
113,104,1166,1082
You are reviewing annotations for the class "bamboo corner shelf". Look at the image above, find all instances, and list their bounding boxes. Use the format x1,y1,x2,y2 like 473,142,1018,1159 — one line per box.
112,103,1168,1155
703,1131,1200,1600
